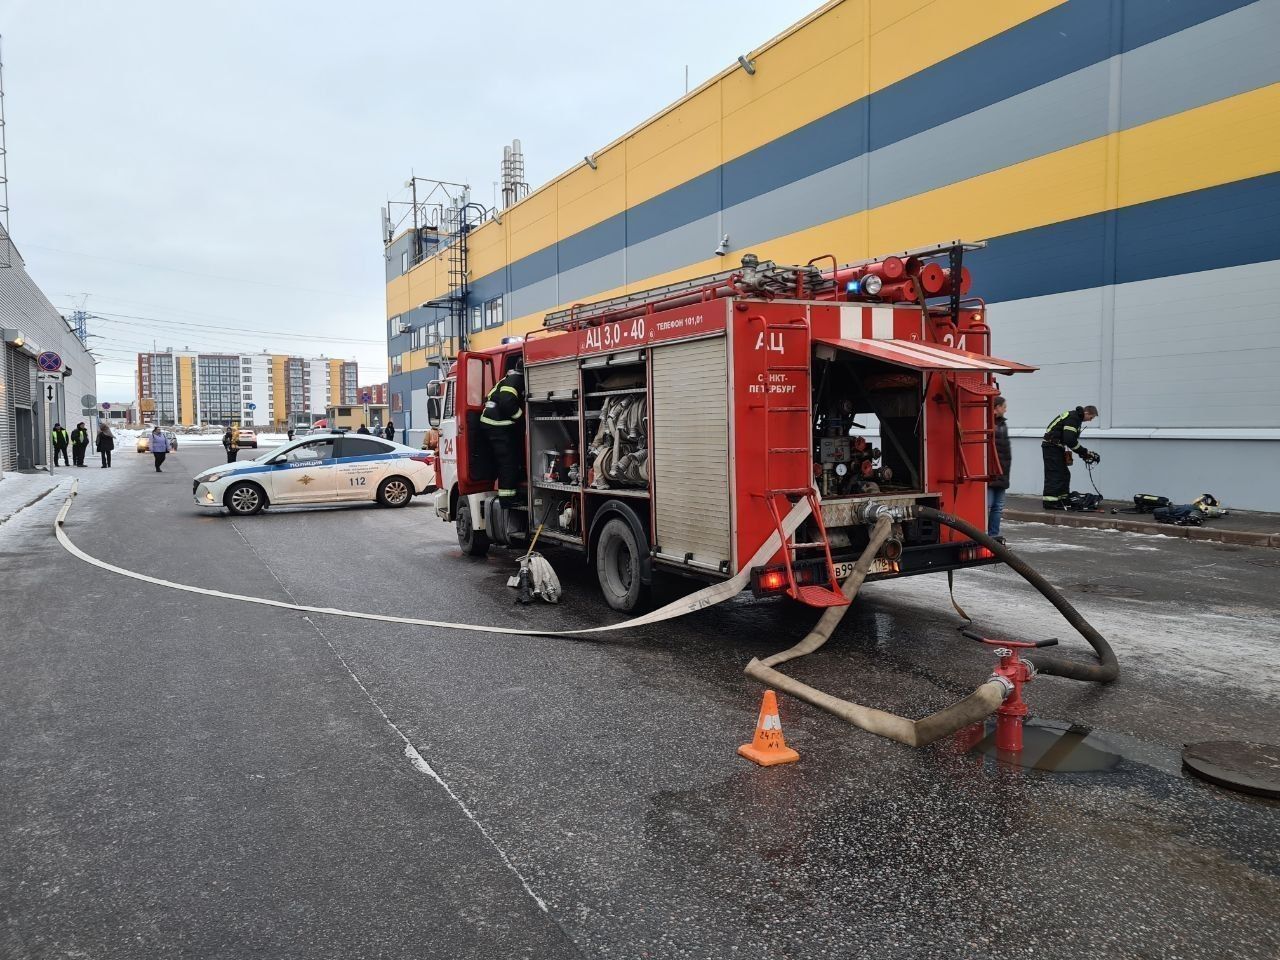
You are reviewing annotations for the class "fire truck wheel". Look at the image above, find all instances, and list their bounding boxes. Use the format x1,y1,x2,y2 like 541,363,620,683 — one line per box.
457,499,490,557
596,517,648,612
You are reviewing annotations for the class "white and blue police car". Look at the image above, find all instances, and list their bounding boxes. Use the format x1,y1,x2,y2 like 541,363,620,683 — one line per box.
193,432,436,516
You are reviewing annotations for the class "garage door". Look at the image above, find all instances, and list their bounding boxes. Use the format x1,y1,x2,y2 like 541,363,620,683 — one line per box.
651,336,731,570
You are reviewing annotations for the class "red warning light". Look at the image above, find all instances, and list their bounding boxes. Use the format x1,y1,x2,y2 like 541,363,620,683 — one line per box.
761,571,786,591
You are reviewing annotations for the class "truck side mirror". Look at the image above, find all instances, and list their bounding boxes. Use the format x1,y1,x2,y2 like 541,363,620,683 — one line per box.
427,396,442,429
425,380,443,399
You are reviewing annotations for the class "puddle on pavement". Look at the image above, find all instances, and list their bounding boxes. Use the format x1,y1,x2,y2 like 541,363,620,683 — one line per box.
953,719,1124,772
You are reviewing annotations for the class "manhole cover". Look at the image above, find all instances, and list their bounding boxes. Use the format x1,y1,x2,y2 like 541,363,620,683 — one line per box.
1069,582,1144,598
1246,556,1280,567
1183,741,1280,798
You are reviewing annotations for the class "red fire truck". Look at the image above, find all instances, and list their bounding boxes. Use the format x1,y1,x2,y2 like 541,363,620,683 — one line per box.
427,241,1035,612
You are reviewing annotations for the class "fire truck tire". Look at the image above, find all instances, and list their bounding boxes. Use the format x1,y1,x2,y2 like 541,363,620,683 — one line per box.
595,517,648,613
456,499,490,557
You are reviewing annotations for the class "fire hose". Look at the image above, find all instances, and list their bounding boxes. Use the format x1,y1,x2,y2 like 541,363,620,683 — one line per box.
746,502,1119,748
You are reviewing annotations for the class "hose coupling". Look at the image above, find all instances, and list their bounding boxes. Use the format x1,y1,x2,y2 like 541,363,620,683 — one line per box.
987,673,1015,700
1019,657,1038,680
859,501,904,524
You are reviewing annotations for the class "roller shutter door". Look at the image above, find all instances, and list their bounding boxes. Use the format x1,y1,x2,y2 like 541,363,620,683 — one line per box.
652,337,731,569
526,360,578,399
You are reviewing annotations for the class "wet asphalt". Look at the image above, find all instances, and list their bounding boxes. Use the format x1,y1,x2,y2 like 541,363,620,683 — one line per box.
1,445,1277,959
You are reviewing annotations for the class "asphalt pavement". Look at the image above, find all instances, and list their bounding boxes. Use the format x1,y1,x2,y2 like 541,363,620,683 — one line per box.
2,445,1277,959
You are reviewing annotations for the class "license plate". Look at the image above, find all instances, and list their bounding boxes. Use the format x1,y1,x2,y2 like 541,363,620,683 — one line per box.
833,558,896,579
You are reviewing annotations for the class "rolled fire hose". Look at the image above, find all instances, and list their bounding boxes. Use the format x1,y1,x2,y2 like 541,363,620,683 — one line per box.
910,505,1119,684
746,516,1010,747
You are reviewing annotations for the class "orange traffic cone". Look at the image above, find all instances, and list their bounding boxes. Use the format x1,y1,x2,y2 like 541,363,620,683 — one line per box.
737,689,800,766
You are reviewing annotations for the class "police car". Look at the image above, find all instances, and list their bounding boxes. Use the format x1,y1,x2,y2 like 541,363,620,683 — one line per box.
192,432,435,516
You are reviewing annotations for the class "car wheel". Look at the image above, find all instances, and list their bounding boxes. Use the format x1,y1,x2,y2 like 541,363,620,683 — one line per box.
595,517,649,612
456,499,489,557
225,481,266,516
377,475,412,508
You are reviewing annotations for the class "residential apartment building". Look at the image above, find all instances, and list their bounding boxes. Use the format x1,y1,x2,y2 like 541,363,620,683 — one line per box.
136,350,357,428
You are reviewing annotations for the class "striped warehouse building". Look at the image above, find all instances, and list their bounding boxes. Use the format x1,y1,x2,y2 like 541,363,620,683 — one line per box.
385,0,1280,510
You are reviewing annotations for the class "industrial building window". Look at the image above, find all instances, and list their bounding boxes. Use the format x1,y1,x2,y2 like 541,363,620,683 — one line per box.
470,305,482,333
401,250,408,273
391,354,403,375
388,315,401,339
484,297,503,329
391,393,403,413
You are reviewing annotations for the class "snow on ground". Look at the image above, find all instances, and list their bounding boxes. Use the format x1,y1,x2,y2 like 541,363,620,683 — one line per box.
864,548,1280,700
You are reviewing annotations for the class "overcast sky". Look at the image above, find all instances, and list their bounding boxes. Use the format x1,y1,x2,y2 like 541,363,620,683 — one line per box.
2,0,810,401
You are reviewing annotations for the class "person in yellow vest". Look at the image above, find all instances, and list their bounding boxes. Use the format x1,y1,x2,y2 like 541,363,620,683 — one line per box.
50,423,71,466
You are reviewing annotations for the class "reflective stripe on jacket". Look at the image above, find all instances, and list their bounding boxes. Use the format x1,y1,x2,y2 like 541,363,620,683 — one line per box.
51,429,70,447
480,375,524,427
1042,407,1086,451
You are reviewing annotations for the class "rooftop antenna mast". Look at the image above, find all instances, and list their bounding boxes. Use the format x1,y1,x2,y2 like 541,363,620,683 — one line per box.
500,139,529,209
0,35,12,267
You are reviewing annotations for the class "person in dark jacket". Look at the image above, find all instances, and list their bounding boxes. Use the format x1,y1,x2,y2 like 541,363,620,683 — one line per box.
221,428,239,464
51,423,71,466
988,397,1011,537
480,362,525,500
71,422,90,467
96,423,115,468
1042,404,1098,510
356,423,370,435
383,422,396,442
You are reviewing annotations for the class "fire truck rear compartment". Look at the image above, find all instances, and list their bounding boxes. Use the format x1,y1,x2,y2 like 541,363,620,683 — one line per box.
811,346,924,500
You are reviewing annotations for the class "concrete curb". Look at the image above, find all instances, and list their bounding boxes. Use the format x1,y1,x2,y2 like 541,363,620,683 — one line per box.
1005,509,1279,549
0,481,63,526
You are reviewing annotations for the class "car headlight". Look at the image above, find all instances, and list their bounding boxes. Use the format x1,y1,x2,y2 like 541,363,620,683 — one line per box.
203,471,233,483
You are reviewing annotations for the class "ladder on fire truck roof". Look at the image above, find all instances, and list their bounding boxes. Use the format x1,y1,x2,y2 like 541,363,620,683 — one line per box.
756,318,849,609
541,240,988,330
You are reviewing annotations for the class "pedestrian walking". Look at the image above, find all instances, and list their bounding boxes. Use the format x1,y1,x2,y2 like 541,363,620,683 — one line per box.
149,426,170,472
222,427,239,464
383,421,396,441
96,423,115,468
356,423,370,435
287,428,295,441
71,422,90,467
1041,404,1098,510
51,423,71,466
988,396,1011,538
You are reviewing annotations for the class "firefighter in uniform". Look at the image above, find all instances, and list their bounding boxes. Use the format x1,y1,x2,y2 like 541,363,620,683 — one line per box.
1042,404,1099,510
480,362,525,500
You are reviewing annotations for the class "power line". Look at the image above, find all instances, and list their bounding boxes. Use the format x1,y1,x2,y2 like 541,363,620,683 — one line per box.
27,242,382,302
90,311,384,344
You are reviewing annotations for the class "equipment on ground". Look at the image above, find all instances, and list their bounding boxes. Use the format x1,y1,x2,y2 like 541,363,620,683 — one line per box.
430,241,1040,613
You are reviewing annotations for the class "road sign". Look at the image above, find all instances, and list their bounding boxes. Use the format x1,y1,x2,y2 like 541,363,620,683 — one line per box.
37,371,63,383
81,393,97,408
44,383,56,402
246,402,257,410
362,392,371,403
101,402,112,410
37,351,63,373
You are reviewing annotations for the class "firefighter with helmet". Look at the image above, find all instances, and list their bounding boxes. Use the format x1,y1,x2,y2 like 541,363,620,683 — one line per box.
1042,404,1099,510
480,359,525,500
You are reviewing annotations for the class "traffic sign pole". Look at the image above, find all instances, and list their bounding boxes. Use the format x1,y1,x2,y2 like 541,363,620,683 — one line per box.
44,381,55,476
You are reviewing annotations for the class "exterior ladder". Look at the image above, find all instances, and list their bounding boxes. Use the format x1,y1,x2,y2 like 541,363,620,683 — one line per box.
756,319,849,609
942,371,1001,483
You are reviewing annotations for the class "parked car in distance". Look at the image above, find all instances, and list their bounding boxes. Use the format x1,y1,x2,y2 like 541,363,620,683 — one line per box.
237,429,258,448
193,433,436,516
137,430,179,453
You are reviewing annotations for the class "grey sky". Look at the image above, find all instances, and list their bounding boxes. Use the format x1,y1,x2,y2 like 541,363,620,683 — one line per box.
2,0,810,401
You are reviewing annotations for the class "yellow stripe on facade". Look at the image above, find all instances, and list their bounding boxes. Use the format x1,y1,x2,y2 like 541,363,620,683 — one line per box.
386,0,1063,318
463,82,1280,352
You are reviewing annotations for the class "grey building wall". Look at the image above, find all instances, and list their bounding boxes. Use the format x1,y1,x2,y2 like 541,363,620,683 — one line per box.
0,228,99,477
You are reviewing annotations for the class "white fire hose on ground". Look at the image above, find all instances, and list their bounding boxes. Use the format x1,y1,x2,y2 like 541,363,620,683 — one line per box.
52,481,811,638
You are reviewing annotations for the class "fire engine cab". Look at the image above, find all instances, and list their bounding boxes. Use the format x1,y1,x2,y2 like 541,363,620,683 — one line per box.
427,241,1035,613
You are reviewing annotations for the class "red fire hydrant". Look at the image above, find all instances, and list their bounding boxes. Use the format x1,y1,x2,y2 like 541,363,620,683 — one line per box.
964,629,1059,753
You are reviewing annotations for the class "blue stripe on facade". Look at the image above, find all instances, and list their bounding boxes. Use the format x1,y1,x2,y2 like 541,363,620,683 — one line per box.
398,1,1261,321
973,172,1280,303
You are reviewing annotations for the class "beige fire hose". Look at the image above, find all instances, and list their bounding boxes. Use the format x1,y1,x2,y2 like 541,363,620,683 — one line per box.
745,515,1009,747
